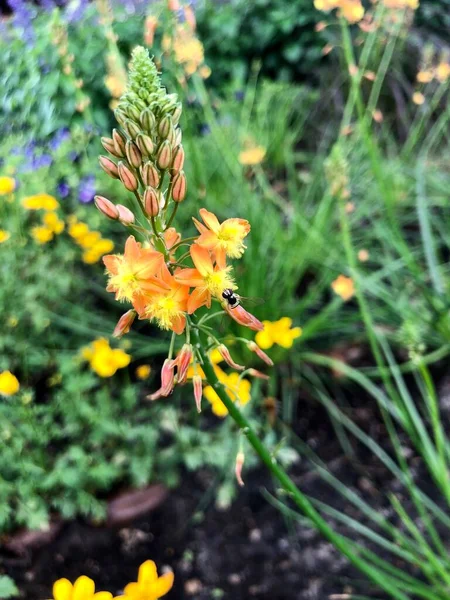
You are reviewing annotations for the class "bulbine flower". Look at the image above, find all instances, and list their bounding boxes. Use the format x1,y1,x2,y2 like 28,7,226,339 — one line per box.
52,575,112,600
117,560,174,600
0,176,16,195
81,338,131,378
255,317,302,350
193,208,251,261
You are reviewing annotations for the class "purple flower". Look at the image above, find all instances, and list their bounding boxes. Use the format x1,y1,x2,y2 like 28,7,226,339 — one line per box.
32,154,53,169
49,128,70,151
65,0,89,23
69,151,80,163
78,175,96,204
57,180,71,198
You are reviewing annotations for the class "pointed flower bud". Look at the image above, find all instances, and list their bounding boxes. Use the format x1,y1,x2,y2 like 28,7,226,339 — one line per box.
147,358,176,401
171,145,185,173
141,162,160,187
113,309,136,337
172,170,187,202
247,368,270,380
143,187,160,217
158,115,172,139
136,133,154,158
125,140,142,168
167,126,177,146
125,103,141,122
235,451,245,487
156,140,172,170
171,103,182,126
116,204,135,225
193,375,203,413
223,303,264,331
101,136,117,156
94,195,119,220
175,128,182,146
99,155,120,179
112,129,126,157
114,109,127,127
124,119,141,139
176,343,193,385
140,108,156,133
217,344,244,371
247,341,274,366
118,161,139,192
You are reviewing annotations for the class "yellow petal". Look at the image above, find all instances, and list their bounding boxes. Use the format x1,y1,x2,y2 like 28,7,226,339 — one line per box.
93,593,113,600
53,578,73,600
150,572,174,598
255,328,273,350
138,560,158,584
73,576,95,600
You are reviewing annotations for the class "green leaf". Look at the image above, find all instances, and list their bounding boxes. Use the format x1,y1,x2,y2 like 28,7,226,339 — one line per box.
0,576,19,598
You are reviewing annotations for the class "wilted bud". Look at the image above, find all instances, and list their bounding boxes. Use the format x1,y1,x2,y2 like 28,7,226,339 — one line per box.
193,375,202,413
247,341,274,366
118,161,139,192
141,162,160,187
113,309,136,337
124,119,141,139
112,129,126,157
143,187,160,217
99,155,120,179
223,303,264,331
116,204,135,225
171,145,185,173
176,344,193,385
114,108,127,127
95,195,119,220
156,140,172,170
235,451,245,487
136,133,154,158
247,368,270,380
171,103,182,126
125,140,142,168
147,358,176,400
140,108,156,133
172,170,187,202
217,344,244,371
101,136,117,156
158,115,172,139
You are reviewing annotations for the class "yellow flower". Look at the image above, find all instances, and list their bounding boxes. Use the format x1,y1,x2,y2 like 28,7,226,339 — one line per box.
68,221,90,241
118,560,174,600
91,239,115,255
331,274,355,301
78,231,102,249
0,371,20,396
0,230,11,243
82,338,131,378
0,176,16,195
22,193,59,211
255,317,302,350
199,65,211,79
382,0,418,8
412,92,425,105
204,367,251,417
416,70,434,84
43,212,65,234
436,62,450,83
136,364,152,380
31,226,54,244
339,0,364,23
52,575,112,600
238,145,266,166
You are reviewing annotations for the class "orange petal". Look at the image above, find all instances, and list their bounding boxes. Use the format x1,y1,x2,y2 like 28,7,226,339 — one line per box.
138,560,158,584
175,268,204,287
172,314,186,334
73,576,95,600
188,288,210,314
53,579,73,600
151,572,174,598
190,244,213,276
140,277,171,293
103,254,120,274
195,230,218,250
199,208,220,233
124,235,140,262
214,248,227,270
192,216,208,235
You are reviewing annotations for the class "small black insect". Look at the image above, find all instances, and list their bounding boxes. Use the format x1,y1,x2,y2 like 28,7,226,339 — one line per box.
222,288,240,309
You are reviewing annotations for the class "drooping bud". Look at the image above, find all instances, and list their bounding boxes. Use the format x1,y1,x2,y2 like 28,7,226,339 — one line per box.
101,136,117,156
235,451,245,487
141,162,160,187
171,170,187,202
158,115,172,139
125,140,142,168
223,303,264,331
136,133,154,158
118,161,139,192
156,140,172,170
247,368,270,380
247,341,274,366
124,119,141,139
112,129,126,157
176,344,193,385
171,145,185,173
116,204,135,225
147,358,176,401
217,345,244,371
143,187,160,217
99,155,120,179
113,309,136,338
140,108,156,133
193,375,203,413
94,195,119,220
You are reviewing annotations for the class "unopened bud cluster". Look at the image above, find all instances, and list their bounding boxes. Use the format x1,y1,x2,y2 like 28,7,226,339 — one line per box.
97,46,187,227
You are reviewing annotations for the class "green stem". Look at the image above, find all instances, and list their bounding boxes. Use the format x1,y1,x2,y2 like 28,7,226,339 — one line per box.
166,202,179,229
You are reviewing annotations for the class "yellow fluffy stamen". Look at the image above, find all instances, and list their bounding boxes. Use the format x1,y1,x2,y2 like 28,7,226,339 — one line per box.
146,295,183,330
204,267,236,299
108,260,141,302
217,223,247,258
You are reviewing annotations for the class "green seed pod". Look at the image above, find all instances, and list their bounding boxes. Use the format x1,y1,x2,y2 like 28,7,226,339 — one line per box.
140,162,160,188
99,155,120,179
172,170,187,202
136,133,154,158
125,140,143,169
112,129,126,157
156,140,172,170
140,109,156,133
118,161,139,192
124,119,141,139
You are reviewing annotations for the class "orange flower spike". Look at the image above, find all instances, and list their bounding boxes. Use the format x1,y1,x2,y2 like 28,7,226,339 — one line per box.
147,359,176,401
193,208,251,262
103,236,169,304
118,559,174,600
142,262,189,334
223,303,264,332
175,244,236,314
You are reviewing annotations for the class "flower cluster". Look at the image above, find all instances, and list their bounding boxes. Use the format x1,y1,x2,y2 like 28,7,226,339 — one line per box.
95,47,270,411
81,338,131,377
52,559,173,600
21,193,65,244
68,216,114,264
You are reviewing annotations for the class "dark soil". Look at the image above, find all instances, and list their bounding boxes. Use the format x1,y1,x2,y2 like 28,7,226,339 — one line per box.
5,373,449,600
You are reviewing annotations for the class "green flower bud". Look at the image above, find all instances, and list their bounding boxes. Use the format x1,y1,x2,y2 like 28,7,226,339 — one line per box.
136,133,154,158
140,162,160,188
125,140,142,168
125,103,141,122
118,161,139,192
124,119,141,139
171,103,182,126
158,115,172,139
114,109,127,128
140,109,156,133
156,140,172,170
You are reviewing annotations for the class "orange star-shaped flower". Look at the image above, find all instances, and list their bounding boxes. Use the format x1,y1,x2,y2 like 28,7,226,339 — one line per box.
193,208,250,262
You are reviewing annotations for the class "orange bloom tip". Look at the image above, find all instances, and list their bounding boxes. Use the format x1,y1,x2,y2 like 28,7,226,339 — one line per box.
217,344,245,371
235,451,245,487
175,343,193,384
147,358,176,401
223,303,264,331
247,341,274,366
113,310,136,337
247,368,270,380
